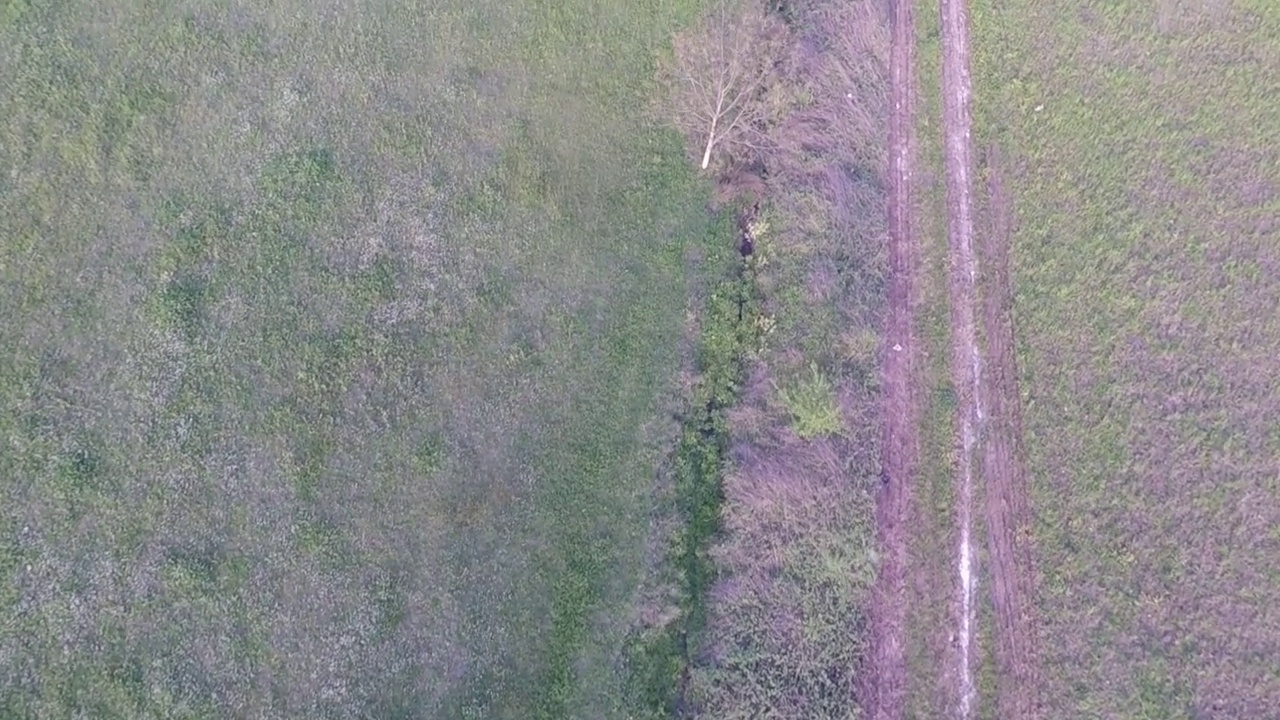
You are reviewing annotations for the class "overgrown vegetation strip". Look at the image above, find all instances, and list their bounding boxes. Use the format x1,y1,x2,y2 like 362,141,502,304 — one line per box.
938,0,982,715
866,0,918,717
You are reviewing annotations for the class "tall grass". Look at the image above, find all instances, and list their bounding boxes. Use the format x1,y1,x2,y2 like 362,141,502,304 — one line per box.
677,1,891,717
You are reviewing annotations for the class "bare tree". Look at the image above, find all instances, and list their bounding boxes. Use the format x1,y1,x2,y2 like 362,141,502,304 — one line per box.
659,0,787,171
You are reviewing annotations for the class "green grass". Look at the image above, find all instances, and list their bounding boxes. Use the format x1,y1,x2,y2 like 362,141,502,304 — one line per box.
0,0,735,717
967,0,1280,715
624,223,759,716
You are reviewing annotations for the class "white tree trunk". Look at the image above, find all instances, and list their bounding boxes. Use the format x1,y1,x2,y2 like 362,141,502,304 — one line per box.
701,108,720,169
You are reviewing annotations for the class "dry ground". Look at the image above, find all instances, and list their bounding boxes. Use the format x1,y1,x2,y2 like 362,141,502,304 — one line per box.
892,0,1046,716
938,0,983,713
940,4,1044,718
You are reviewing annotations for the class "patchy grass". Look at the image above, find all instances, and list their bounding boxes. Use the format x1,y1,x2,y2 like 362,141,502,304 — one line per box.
0,0,731,717
967,0,1280,716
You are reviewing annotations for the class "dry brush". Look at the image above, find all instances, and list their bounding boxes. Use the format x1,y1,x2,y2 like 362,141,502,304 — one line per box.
658,0,789,172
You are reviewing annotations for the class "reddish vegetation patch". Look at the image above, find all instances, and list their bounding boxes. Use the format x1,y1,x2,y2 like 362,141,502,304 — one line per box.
864,1,917,718
697,342,883,718
979,143,1043,720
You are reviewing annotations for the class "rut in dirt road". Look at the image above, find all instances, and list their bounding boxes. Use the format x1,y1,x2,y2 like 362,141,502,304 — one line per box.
865,1,917,719
938,0,981,716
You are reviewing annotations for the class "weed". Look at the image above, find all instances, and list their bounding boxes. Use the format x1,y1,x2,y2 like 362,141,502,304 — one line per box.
679,0,890,716
775,363,844,439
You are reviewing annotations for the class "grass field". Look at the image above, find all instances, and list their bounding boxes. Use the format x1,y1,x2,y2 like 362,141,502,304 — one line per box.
0,1,739,717
965,0,1280,716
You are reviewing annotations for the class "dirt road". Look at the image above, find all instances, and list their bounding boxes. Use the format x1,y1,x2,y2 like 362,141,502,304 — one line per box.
938,0,981,716
980,146,1043,720
865,1,917,718
868,1,1041,717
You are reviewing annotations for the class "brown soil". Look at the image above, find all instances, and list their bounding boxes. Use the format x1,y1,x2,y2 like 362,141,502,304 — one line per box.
979,144,1043,720
864,1,917,718
869,3,1044,718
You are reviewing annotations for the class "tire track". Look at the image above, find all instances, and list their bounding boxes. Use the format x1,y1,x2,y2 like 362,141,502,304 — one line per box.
980,144,1043,720
938,0,981,716
865,1,917,719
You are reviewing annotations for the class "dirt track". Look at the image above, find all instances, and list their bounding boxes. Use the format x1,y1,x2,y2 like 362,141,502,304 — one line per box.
938,0,982,715
869,2,1040,718
864,1,916,718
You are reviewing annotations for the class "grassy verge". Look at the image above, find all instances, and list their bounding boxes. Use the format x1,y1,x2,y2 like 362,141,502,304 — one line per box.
624,208,760,717
968,0,1280,715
